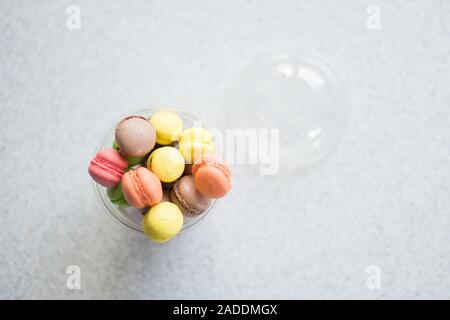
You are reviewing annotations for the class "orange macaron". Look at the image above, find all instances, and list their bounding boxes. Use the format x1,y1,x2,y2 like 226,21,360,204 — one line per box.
121,167,163,209
192,155,231,199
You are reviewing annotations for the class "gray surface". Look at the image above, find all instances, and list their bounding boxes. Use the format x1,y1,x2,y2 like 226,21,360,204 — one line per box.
0,0,449,299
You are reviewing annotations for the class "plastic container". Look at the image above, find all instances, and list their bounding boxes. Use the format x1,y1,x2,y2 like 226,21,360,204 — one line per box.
92,104,217,237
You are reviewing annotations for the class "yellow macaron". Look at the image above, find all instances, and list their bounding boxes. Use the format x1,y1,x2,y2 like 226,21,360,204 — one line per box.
147,146,185,182
179,127,213,142
143,202,183,243
149,111,184,145
178,128,215,163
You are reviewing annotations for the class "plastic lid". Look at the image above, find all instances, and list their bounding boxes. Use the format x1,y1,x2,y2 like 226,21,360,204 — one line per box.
221,51,350,172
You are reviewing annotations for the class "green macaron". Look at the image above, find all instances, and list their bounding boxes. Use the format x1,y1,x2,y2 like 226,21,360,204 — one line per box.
107,182,129,208
112,140,145,166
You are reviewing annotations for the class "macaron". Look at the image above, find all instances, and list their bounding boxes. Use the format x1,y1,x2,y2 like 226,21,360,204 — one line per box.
180,127,213,142
107,182,129,208
192,155,231,199
115,116,156,157
88,148,128,187
149,111,184,145
147,146,185,183
143,202,183,243
170,175,212,217
178,127,215,163
121,167,163,209
112,140,144,166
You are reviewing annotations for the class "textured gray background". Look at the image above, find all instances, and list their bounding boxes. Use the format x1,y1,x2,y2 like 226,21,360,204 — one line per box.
0,0,449,299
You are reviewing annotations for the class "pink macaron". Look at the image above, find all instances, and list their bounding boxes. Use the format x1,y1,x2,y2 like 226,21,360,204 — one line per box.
88,148,129,187
121,167,163,209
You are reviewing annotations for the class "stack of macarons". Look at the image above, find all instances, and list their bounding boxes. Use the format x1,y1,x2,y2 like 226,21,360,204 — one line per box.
88,111,231,243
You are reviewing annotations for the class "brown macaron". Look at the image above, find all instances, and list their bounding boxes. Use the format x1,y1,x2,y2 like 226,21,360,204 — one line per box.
115,116,156,157
170,175,212,217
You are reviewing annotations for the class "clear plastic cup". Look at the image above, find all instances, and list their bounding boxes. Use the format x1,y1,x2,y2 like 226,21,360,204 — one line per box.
92,104,217,237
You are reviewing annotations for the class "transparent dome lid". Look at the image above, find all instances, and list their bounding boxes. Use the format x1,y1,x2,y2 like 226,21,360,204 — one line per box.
221,51,350,172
